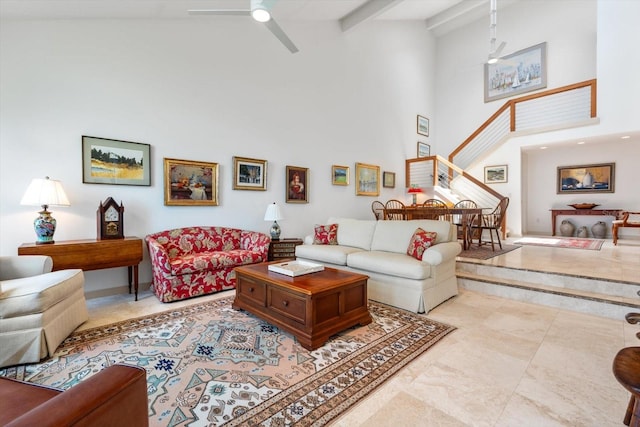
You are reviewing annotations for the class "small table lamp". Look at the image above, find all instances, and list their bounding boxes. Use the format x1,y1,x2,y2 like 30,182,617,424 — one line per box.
407,186,423,206
20,176,70,244
264,202,283,240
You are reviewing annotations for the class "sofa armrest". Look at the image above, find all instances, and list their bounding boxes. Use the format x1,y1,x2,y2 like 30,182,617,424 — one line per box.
240,231,271,260
6,364,148,427
145,237,172,275
421,242,462,265
0,256,53,281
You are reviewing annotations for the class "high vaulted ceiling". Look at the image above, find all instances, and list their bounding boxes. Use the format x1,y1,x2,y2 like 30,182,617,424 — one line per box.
0,0,502,36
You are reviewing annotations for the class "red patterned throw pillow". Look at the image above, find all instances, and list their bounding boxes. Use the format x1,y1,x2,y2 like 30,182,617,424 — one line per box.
407,228,437,260
313,224,338,245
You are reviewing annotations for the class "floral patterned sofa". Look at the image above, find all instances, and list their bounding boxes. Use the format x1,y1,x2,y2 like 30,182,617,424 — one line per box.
145,226,270,302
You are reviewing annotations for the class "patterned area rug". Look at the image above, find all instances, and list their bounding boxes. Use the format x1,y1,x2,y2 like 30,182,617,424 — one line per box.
513,236,604,250
457,244,520,260
0,296,454,426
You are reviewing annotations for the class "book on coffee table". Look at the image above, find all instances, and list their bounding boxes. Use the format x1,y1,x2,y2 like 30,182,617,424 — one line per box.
268,260,324,277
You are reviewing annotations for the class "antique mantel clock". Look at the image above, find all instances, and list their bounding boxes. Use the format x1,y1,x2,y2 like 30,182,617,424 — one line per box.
97,197,124,239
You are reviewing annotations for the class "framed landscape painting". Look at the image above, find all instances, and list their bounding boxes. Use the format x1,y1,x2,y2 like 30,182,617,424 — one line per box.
82,136,150,186
355,162,380,196
164,158,219,206
484,42,547,102
383,171,395,188
332,165,349,186
557,162,615,194
417,142,430,158
417,115,429,137
484,165,508,184
233,156,267,191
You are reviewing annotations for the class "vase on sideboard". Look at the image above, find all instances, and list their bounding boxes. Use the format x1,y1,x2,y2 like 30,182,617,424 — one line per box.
560,220,575,237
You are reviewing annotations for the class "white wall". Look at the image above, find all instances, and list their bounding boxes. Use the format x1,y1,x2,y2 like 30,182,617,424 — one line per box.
0,18,435,293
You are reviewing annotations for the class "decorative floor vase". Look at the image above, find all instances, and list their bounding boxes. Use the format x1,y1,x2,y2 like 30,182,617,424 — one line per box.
577,226,589,238
560,220,575,237
591,221,607,239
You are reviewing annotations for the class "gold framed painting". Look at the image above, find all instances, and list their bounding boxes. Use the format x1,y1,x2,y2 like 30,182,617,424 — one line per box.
233,156,267,191
557,162,615,194
286,165,308,203
164,158,219,206
355,162,380,196
332,165,349,186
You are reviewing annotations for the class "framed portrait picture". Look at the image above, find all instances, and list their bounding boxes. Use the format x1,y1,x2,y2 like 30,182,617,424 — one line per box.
355,162,380,196
233,156,267,191
383,171,395,188
286,165,308,203
484,165,508,184
484,42,547,103
417,115,429,137
557,163,615,194
417,142,430,158
164,158,219,206
82,135,151,186
332,165,349,186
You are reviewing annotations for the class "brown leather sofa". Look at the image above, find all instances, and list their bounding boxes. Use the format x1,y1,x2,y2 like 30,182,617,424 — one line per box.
0,364,148,426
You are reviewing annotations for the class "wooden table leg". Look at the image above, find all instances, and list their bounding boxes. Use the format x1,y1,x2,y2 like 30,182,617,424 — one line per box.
128,266,132,294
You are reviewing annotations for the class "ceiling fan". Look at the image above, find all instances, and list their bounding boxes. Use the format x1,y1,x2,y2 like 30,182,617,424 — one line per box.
188,0,299,53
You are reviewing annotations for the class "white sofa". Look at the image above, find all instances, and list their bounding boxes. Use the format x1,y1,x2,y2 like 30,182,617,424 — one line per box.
295,218,462,313
0,256,88,367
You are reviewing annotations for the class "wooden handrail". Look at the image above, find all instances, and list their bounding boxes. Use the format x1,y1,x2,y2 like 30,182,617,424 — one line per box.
449,79,597,164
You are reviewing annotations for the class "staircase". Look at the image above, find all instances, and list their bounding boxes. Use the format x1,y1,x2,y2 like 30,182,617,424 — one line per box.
456,259,640,320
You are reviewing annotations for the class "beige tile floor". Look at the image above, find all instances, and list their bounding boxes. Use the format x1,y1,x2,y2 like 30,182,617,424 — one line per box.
82,239,640,426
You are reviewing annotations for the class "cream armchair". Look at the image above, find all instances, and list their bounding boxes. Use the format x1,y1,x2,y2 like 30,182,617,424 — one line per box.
0,256,88,368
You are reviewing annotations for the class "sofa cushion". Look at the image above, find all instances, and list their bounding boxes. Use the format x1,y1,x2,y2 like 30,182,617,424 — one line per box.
370,219,452,254
328,218,377,250
295,244,363,266
347,251,430,280
153,227,242,258
169,250,260,275
407,228,438,260
313,224,338,245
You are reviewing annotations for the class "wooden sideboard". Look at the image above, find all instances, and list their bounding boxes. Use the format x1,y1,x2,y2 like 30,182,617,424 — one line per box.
550,209,622,236
18,237,144,300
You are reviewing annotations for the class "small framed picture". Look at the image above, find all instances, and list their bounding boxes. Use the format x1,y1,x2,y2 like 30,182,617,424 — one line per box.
417,115,429,137
332,165,349,186
233,156,267,191
383,171,395,188
484,165,508,184
286,165,308,203
355,162,380,196
164,158,219,206
417,142,430,158
82,135,151,186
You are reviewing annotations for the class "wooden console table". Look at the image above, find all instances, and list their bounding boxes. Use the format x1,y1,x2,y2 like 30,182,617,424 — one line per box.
550,209,622,236
18,237,144,300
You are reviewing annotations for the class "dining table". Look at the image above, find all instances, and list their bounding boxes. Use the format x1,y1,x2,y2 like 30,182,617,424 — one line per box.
383,206,484,250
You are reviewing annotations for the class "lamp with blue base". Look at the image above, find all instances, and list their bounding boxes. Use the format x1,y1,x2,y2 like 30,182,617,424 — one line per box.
20,176,70,244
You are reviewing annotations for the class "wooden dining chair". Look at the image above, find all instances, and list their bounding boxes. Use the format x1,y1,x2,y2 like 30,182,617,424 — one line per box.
453,199,477,247
472,197,509,251
384,199,406,220
371,201,385,220
422,199,449,221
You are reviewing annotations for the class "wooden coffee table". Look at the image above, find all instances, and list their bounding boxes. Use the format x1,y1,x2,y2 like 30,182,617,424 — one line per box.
233,262,372,350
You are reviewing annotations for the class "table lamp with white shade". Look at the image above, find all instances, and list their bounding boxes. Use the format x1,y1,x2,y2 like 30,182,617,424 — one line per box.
264,202,283,240
20,176,70,244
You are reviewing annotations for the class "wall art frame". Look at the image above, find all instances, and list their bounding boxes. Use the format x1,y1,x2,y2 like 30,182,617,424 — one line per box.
484,165,508,184
164,158,219,206
233,156,267,191
557,162,615,194
417,115,429,137
332,165,349,186
355,162,380,196
484,42,547,103
286,165,309,203
82,135,151,186
383,171,396,188
417,142,431,158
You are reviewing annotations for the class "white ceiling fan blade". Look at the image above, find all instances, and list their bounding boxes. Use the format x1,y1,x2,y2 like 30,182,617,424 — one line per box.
188,9,251,16
264,18,299,53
